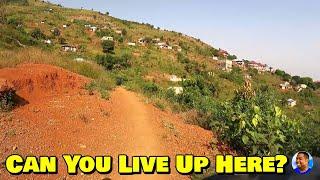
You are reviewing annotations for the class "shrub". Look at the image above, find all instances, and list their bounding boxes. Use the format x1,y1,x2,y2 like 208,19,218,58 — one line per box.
96,54,131,70
31,28,46,40
210,83,302,156
115,75,128,86
219,68,244,85
52,28,61,36
101,40,115,53
143,82,159,94
0,89,16,111
6,16,23,26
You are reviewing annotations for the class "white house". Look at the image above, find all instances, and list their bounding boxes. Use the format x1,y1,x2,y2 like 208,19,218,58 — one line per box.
138,38,147,44
212,56,219,61
168,87,183,95
300,84,307,89
296,84,307,92
44,39,52,44
127,42,136,46
232,59,245,67
84,24,91,28
287,99,297,107
115,30,122,35
152,38,161,42
90,26,98,32
223,60,233,72
62,24,67,28
101,36,113,41
169,75,182,82
280,82,291,90
61,45,77,52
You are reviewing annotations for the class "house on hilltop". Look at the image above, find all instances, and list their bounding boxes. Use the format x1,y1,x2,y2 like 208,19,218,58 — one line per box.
101,36,113,41
61,45,77,52
248,61,268,73
287,99,297,107
280,82,291,90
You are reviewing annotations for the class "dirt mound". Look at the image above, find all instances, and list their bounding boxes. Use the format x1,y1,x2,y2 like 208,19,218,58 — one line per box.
0,64,89,102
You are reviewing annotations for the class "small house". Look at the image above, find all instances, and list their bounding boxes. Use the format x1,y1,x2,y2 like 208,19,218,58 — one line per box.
248,61,268,73
138,38,147,44
218,49,229,58
90,26,98,32
232,59,245,67
127,42,136,46
115,30,122,35
62,24,67,28
152,38,161,43
84,24,91,28
61,45,77,52
44,39,52,44
212,56,219,61
168,87,183,95
280,82,291,90
287,99,297,107
296,84,307,92
223,59,233,72
101,36,113,41
169,75,182,82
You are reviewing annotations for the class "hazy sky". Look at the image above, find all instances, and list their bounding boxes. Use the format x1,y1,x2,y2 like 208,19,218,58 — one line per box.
50,0,320,80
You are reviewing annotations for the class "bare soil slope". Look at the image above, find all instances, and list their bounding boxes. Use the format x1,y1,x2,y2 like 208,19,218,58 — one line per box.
0,64,222,179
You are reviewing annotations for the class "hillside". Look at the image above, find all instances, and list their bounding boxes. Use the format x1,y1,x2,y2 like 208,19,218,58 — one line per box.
0,0,320,176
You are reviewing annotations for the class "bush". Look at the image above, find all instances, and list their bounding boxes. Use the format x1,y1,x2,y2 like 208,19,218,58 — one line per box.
143,82,159,94
219,68,244,85
96,54,131,70
31,28,46,40
101,40,115,53
52,28,61,36
0,90,15,111
210,84,302,156
115,75,128,85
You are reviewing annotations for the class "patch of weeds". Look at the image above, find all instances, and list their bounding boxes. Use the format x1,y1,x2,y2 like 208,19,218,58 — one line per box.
6,129,16,137
154,100,165,111
79,113,89,124
85,81,96,95
100,90,110,100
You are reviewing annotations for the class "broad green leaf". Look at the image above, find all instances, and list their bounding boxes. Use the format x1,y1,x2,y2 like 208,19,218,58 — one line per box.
252,117,258,127
253,105,260,114
275,106,282,117
242,135,249,145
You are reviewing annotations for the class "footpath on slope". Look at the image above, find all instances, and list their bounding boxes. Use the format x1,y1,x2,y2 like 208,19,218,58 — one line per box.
0,64,228,180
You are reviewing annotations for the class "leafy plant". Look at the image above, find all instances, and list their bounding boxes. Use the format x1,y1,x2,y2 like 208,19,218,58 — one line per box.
210,83,301,156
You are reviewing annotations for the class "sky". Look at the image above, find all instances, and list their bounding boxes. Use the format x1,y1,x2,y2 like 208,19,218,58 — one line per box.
50,0,320,80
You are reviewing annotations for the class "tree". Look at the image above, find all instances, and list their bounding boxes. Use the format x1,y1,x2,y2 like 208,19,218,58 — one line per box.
101,40,115,53
227,54,237,60
31,28,46,40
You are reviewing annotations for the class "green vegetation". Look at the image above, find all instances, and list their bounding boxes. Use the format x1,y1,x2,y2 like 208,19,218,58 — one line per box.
0,89,15,111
